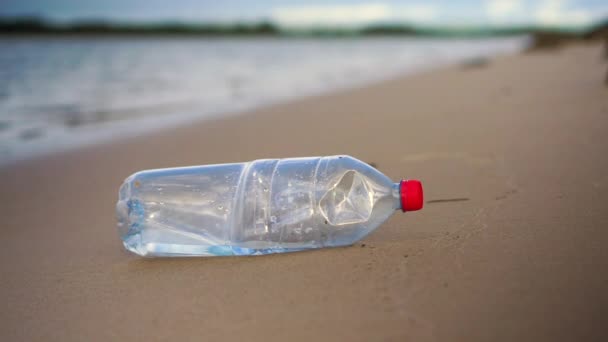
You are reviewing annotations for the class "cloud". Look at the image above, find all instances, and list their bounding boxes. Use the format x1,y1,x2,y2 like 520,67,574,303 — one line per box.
535,0,594,27
271,3,438,27
486,0,524,19
272,3,389,27
271,1,604,29
393,5,438,22
484,0,603,27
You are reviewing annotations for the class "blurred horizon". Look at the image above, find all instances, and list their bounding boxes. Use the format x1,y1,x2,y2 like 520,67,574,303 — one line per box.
1,0,607,32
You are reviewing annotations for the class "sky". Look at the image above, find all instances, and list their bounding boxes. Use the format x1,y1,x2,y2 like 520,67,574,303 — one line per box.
1,0,607,28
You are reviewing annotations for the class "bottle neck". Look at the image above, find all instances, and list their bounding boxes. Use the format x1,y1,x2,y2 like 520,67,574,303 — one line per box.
392,183,402,210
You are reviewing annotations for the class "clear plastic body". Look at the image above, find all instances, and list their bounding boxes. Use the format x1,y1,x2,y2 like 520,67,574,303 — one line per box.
116,155,402,257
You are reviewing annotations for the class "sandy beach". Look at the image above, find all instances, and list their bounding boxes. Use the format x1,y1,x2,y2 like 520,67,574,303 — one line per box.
1,42,607,341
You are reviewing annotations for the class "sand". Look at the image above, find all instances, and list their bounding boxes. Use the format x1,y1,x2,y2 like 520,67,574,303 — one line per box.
1,43,607,342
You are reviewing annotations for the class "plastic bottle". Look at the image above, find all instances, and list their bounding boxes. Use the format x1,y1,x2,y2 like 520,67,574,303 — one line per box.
116,155,423,257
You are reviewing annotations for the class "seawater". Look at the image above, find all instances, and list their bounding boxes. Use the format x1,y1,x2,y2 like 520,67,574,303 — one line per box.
0,36,529,164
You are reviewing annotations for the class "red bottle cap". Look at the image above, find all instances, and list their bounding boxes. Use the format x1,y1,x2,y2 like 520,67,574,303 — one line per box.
400,180,423,212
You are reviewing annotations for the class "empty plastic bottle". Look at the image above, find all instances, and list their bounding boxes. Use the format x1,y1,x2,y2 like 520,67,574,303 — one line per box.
116,155,423,257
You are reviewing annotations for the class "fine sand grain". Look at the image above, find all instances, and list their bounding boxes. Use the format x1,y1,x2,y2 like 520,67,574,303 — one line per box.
1,43,607,342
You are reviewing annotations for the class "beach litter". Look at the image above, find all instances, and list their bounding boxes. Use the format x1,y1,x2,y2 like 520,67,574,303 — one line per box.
117,155,423,257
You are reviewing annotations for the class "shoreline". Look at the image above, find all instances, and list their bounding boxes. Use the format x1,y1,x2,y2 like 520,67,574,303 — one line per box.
0,37,528,168
1,42,607,341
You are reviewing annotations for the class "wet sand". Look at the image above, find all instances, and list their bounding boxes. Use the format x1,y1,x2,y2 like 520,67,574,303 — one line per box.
1,43,607,341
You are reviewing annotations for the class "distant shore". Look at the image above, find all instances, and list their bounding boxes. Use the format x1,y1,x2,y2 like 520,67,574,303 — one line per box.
1,16,607,42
